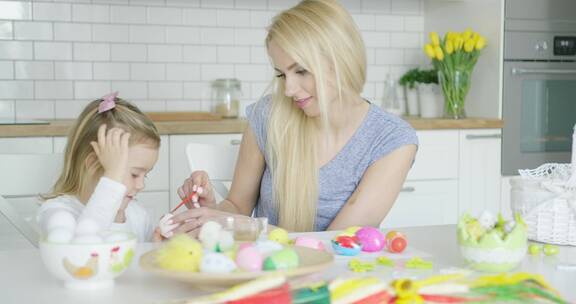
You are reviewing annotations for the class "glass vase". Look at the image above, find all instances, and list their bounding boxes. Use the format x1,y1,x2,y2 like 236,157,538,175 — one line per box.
438,69,471,119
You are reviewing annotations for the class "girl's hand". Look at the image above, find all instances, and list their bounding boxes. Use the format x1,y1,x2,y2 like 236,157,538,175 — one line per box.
90,124,131,183
177,171,216,208
170,207,237,238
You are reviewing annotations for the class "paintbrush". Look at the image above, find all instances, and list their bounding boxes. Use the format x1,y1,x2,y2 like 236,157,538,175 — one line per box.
171,191,199,213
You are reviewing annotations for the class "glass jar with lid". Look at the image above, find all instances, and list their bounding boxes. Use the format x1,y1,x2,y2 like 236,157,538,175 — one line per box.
211,78,241,118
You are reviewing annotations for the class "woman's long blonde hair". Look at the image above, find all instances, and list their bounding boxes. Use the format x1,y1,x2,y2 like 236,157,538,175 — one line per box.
44,98,160,200
266,0,366,231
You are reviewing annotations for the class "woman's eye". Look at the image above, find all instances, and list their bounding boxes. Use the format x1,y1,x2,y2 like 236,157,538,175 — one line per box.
131,173,139,178
296,69,308,75
275,73,285,78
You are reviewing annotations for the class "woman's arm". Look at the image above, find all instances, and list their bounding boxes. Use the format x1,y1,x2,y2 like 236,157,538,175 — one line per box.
215,126,266,215
171,127,266,235
326,144,417,230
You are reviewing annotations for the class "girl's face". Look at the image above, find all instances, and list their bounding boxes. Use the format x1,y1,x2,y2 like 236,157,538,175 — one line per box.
268,40,334,117
121,143,159,205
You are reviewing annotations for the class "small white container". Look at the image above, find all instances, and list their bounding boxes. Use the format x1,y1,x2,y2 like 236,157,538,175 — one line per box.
419,83,443,118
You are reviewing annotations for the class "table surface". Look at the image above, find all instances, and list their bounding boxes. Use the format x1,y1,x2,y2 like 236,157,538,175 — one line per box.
1,225,574,304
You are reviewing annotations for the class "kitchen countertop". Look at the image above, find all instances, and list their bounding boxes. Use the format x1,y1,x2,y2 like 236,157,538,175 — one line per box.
0,225,573,304
0,117,503,138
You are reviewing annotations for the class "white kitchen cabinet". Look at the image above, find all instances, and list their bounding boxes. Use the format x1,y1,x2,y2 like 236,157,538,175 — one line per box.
0,137,52,153
169,134,242,209
458,129,502,217
381,180,458,228
408,130,459,181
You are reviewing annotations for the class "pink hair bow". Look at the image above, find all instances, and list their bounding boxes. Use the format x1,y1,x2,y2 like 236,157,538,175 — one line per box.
98,91,119,113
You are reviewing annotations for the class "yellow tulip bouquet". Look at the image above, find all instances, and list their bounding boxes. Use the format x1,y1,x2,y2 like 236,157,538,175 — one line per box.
424,29,486,119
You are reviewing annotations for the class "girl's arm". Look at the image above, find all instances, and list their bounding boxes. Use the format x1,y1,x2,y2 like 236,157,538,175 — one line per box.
326,144,417,230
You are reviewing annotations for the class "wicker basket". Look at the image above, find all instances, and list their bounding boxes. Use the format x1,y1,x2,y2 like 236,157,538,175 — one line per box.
510,163,576,246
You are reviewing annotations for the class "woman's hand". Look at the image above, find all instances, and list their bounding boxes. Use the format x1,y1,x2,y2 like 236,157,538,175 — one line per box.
177,171,216,208
90,124,131,183
170,207,238,238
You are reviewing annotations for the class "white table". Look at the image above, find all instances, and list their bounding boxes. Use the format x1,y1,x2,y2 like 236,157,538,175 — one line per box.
1,225,575,303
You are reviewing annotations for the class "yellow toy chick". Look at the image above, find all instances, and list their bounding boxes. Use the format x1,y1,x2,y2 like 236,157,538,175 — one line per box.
156,234,203,272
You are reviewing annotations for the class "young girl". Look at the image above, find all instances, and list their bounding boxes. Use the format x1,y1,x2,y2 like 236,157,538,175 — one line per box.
37,92,162,242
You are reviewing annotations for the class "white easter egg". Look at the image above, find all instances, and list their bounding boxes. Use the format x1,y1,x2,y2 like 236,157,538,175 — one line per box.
46,227,74,243
200,252,236,273
46,210,76,232
75,218,101,235
254,240,283,256
72,234,103,244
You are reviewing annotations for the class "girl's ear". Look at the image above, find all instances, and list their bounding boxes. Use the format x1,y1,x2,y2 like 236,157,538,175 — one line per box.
84,152,100,175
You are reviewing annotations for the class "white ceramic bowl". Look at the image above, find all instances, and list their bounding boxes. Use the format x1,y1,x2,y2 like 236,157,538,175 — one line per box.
39,232,137,290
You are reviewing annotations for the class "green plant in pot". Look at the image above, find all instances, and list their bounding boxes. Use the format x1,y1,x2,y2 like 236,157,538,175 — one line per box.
399,68,420,116
416,69,442,118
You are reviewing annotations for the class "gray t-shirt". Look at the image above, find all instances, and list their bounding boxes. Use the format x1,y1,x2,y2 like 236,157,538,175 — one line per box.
247,95,418,231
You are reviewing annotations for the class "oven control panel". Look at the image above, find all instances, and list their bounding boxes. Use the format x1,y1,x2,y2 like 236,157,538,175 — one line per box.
554,36,576,56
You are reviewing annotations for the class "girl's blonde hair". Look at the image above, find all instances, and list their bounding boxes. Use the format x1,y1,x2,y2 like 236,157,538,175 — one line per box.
266,0,366,231
44,98,160,200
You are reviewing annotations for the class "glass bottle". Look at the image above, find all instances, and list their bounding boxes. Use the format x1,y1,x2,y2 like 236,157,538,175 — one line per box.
211,78,241,118
382,74,403,115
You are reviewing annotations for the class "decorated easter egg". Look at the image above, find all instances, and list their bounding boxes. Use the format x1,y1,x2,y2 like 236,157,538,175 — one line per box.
268,228,289,245
263,249,299,270
331,235,361,256
236,246,264,271
47,227,74,243
355,227,385,252
254,240,283,255
385,231,407,253
294,236,325,251
200,252,237,273
46,210,77,232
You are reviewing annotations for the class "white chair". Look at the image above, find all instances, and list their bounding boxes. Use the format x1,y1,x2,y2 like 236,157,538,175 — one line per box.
185,143,240,201
0,154,63,248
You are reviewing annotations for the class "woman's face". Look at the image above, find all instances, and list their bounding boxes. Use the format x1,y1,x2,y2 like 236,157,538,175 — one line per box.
268,40,329,117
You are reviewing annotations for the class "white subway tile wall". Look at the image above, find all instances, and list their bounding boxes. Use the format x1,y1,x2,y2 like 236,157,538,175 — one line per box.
0,0,424,119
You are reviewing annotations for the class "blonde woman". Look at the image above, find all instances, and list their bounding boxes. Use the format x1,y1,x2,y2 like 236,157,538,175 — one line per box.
38,93,162,242
172,0,418,234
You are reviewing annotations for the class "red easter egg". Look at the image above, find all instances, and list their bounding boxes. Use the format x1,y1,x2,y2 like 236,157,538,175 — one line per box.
388,237,407,253
385,231,407,253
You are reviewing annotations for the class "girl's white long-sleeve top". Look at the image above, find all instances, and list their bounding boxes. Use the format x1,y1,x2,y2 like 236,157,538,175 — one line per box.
37,177,154,242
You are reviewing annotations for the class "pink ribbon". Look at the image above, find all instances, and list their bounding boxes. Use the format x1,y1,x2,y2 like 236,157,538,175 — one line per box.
98,91,119,113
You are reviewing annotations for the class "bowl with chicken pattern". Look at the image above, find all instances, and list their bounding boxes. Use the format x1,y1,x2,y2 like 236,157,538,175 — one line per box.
39,231,136,290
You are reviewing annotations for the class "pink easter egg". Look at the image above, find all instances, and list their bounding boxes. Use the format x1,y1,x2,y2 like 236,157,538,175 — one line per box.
235,246,263,271
355,226,385,252
294,236,325,251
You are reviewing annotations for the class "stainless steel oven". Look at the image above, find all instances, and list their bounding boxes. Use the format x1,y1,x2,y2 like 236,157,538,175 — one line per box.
502,0,576,175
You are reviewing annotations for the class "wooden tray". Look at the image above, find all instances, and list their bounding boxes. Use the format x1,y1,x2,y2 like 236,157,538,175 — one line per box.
139,246,334,288
145,112,222,121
